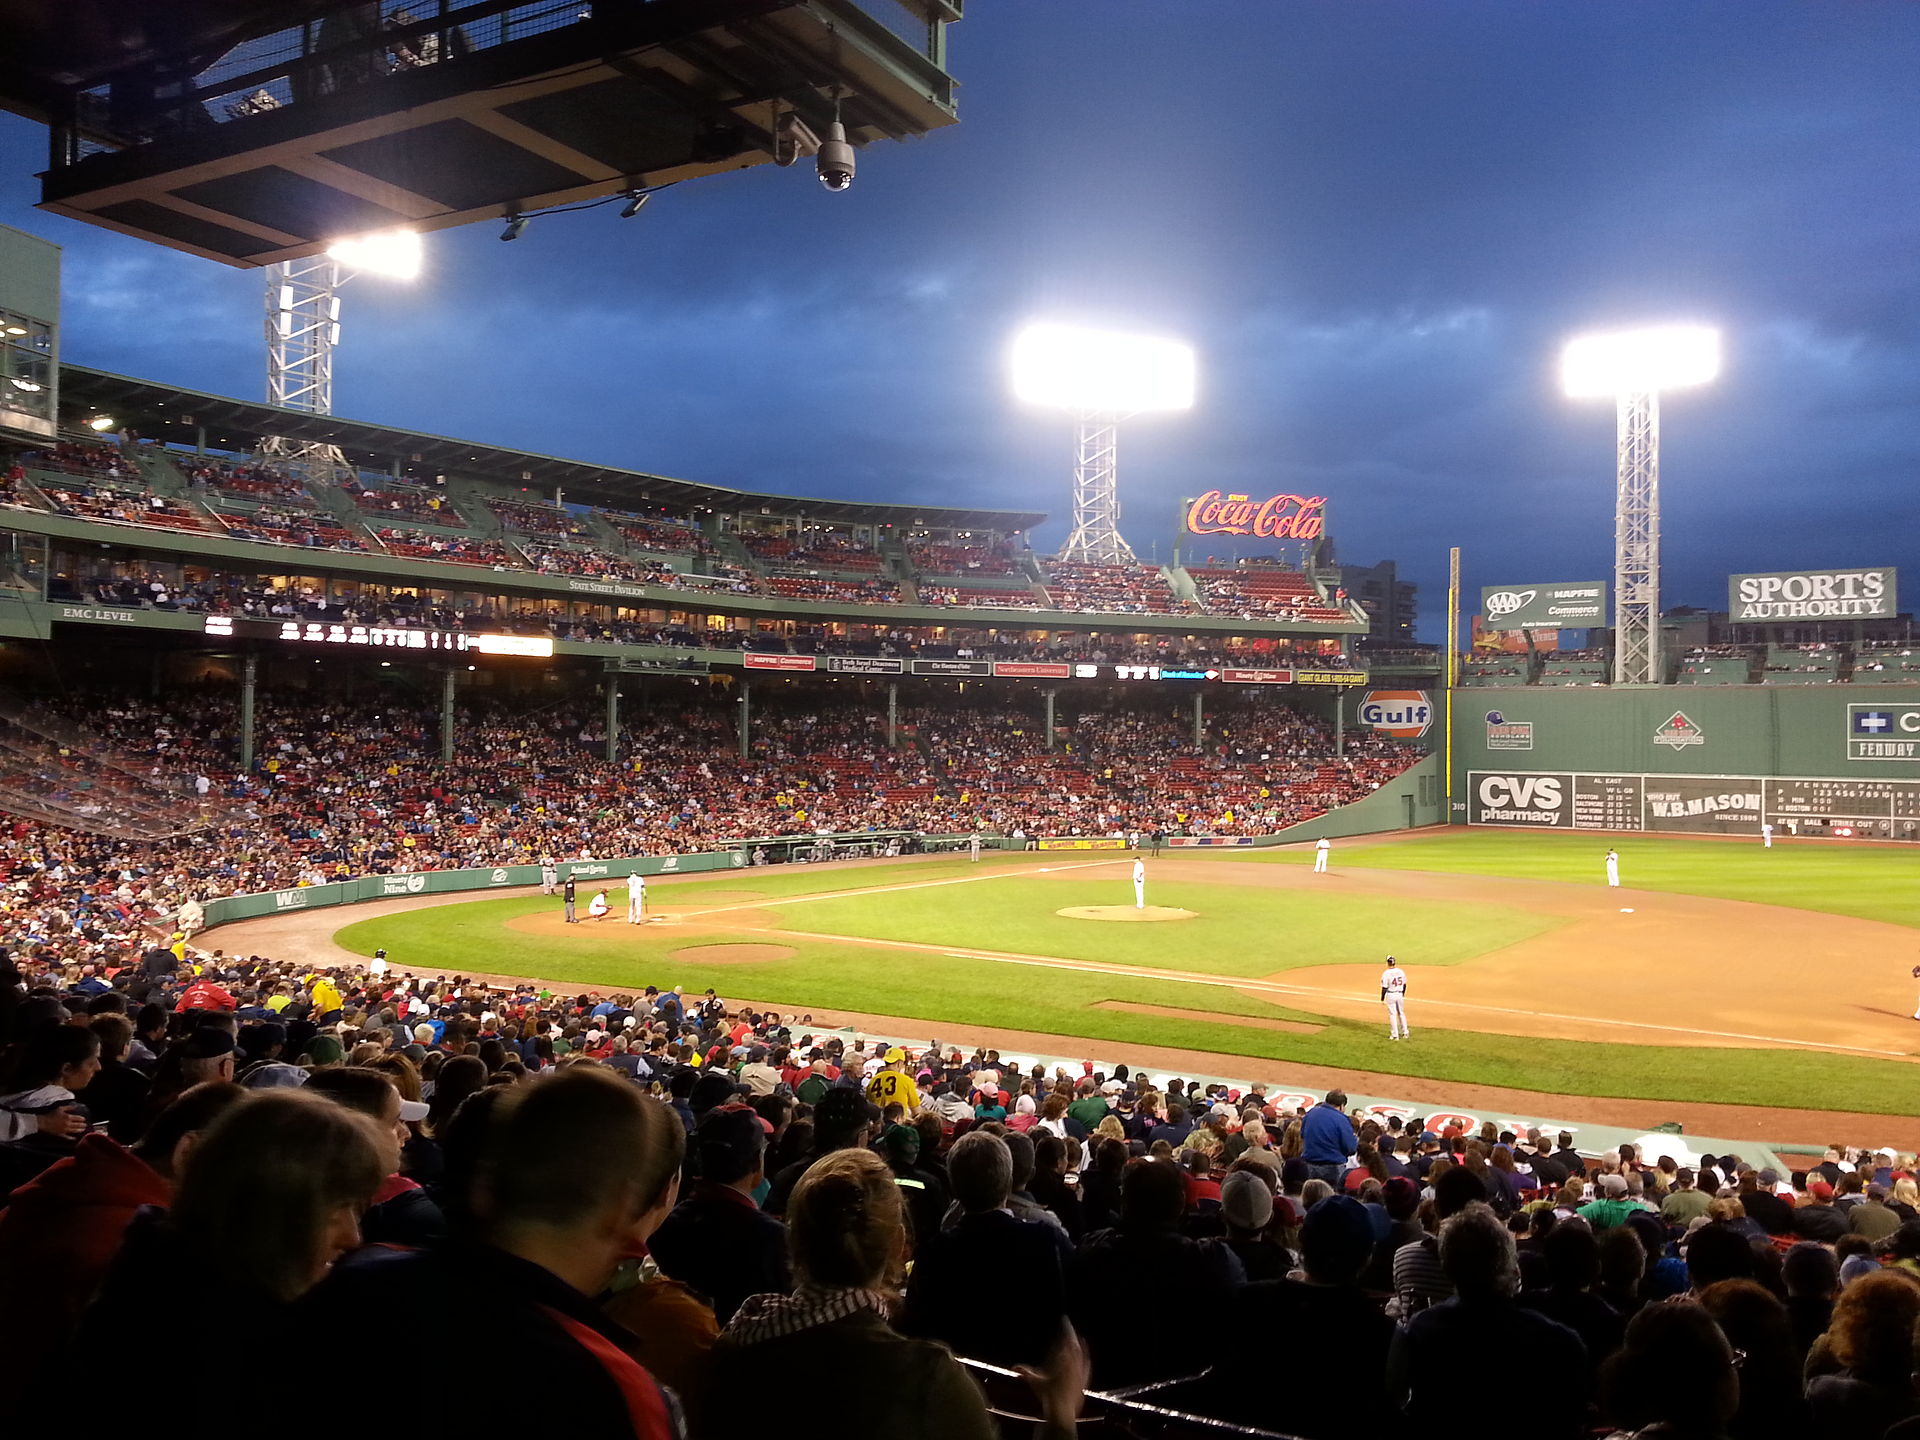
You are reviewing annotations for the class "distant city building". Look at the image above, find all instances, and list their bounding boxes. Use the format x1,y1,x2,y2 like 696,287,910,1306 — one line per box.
1327,558,1417,645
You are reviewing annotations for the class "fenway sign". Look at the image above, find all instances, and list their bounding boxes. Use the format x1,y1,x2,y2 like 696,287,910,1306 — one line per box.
1183,490,1326,539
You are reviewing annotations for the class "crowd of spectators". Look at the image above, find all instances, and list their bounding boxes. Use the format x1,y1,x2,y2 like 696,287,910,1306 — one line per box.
376,528,522,566
909,538,1022,576
179,456,310,505
604,513,712,557
0,686,1417,960
487,496,597,540
521,541,675,585
743,530,884,573
919,583,1048,609
1189,567,1349,623
347,480,459,522
5,939,1919,1438
1042,563,1183,614
219,506,371,552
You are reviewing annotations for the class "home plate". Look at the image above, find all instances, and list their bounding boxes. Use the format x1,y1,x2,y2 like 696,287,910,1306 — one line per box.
1056,905,1198,922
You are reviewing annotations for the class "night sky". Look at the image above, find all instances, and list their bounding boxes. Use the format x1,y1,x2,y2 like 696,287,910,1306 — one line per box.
2,3,1916,640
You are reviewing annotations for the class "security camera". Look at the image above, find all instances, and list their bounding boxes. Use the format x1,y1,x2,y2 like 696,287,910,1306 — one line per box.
774,112,821,167
816,120,855,192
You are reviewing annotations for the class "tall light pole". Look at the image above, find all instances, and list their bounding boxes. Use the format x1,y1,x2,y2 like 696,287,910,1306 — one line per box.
260,229,421,481
1561,324,1720,686
1009,321,1195,565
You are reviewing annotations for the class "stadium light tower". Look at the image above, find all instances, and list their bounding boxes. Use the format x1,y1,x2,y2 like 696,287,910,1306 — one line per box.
1561,323,1720,686
1010,322,1195,565
260,229,422,480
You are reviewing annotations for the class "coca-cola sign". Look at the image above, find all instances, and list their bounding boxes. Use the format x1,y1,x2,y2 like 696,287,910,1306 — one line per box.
1184,491,1327,539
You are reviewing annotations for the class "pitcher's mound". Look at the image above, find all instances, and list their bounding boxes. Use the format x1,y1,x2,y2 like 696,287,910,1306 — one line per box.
1056,905,1198,923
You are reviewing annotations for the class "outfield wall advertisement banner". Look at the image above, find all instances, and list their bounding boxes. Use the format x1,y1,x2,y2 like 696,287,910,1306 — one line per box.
1468,769,1920,841
1036,837,1130,850
1729,567,1896,622
1846,702,1920,761
1479,582,1608,630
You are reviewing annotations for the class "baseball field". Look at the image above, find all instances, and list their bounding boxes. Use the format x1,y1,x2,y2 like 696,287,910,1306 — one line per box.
254,828,1920,1131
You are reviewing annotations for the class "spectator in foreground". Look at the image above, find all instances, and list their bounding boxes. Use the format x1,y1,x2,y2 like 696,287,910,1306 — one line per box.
296,1068,689,1440
904,1129,1070,1368
712,1148,1085,1440
1598,1301,1739,1440
1390,1203,1589,1435
1804,1269,1920,1434
1069,1158,1244,1388
649,1105,790,1325
1208,1195,1390,1440
80,1091,385,1352
0,1082,245,1423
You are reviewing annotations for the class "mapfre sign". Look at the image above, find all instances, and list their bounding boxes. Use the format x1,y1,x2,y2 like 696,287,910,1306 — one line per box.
1184,491,1326,539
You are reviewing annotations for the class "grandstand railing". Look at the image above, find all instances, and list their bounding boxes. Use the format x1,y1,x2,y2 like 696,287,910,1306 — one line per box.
956,1359,1302,1440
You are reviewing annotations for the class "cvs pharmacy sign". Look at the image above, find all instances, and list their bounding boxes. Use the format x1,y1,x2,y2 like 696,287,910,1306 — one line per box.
1358,689,1433,739
1468,771,1573,827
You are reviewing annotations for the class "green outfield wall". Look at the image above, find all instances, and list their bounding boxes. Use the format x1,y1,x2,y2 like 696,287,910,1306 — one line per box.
1449,685,1920,839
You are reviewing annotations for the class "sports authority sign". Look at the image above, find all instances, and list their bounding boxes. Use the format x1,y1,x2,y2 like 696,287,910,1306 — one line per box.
1358,690,1434,739
1847,702,1920,761
1479,582,1608,631
1730,568,1896,622
1183,491,1326,539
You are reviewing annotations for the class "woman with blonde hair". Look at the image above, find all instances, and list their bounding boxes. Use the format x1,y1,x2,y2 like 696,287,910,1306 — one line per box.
711,1149,1086,1440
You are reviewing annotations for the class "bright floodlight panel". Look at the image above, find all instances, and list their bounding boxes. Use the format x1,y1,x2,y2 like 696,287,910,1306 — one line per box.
325,228,422,280
1561,324,1719,397
1010,323,1196,412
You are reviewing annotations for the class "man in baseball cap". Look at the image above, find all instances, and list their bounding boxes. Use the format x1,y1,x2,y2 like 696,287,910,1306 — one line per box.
650,1106,789,1323
764,1086,879,1216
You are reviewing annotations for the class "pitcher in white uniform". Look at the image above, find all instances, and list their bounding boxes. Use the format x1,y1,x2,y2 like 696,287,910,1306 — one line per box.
626,869,647,923
1604,848,1620,888
1314,837,1331,874
1132,858,1146,909
1380,957,1410,1040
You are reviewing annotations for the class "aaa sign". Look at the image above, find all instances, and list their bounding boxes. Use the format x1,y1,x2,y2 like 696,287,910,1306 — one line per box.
1184,491,1326,539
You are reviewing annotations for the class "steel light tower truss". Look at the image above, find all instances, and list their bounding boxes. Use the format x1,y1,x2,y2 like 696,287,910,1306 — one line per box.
260,256,349,479
1613,390,1660,685
1059,411,1138,565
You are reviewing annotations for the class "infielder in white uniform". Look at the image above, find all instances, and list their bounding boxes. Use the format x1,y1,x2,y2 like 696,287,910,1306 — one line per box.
969,834,981,863
1604,848,1620,887
1132,858,1146,909
1380,956,1410,1039
1314,837,1331,874
626,870,647,924
1911,965,1920,1022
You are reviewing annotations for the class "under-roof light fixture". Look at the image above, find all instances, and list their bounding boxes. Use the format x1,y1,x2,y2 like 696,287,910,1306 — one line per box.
501,212,529,242
324,227,422,280
619,191,649,219
87,414,116,432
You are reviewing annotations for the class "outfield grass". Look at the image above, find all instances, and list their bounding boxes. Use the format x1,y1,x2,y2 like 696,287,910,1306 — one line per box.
1223,829,1920,928
335,857,1920,1116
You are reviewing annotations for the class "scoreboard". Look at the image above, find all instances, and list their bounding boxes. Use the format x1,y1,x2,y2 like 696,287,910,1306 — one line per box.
1468,770,1920,843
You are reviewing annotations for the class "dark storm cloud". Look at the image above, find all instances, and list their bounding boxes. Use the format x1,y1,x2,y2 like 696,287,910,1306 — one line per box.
2,1,1915,637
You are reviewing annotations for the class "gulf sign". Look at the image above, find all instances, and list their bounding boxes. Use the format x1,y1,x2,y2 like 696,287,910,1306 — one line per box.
1358,689,1434,739
1183,490,1326,539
